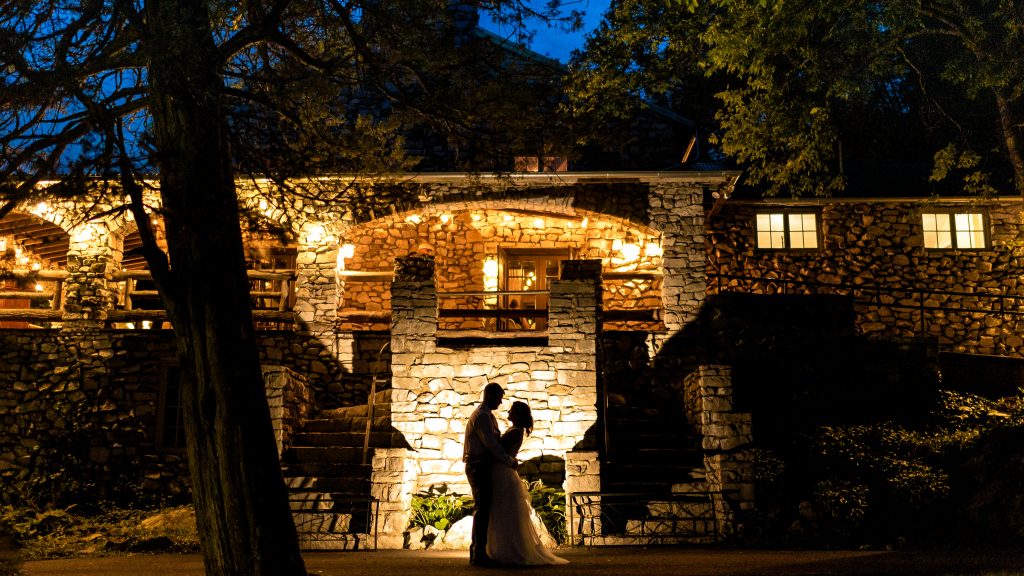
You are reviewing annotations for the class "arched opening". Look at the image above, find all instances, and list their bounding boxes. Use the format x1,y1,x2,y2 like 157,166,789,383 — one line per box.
0,212,69,328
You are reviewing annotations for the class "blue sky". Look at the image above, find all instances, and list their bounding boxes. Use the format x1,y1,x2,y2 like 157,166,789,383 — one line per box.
482,0,611,63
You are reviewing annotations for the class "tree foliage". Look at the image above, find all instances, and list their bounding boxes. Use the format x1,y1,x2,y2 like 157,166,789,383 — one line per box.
572,0,1024,197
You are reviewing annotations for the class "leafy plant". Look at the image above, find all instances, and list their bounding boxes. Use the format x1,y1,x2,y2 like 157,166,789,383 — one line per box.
527,480,566,545
409,485,473,532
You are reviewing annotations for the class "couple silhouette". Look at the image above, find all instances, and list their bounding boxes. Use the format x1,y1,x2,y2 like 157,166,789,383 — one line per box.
462,383,568,567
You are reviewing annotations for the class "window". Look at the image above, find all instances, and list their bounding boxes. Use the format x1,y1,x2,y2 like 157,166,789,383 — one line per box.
499,248,569,331
921,212,986,250
755,212,819,250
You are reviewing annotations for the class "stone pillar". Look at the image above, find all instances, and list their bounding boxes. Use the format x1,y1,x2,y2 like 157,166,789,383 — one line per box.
370,447,418,549
683,365,755,537
294,224,339,341
389,255,438,453
263,366,313,458
565,450,601,541
649,184,706,334
63,223,122,326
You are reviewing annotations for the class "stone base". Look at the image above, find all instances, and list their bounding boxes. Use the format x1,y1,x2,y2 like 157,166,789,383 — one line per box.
298,533,375,551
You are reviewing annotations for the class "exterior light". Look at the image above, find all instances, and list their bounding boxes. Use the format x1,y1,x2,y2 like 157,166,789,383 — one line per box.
533,218,545,228
304,224,325,244
31,262,41,271
439,213,451,224
142,320,153,329
34,283,43,292
405,214,423,224
33,202,49,216
258,198,268,211
502,214,514,222
621,243,642,261
565,221,573,228
483,257,499,293
471,213,483,222
341,243,356,259
612,239,622,251
581,218,589,229
483,258,499,277
645,242,663,257
0,237,6,251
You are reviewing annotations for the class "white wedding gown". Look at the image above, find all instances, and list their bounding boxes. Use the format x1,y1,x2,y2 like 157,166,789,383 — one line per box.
486,427,569,566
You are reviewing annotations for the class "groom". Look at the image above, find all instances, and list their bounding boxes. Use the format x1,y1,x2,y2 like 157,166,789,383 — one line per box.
463,383,518,567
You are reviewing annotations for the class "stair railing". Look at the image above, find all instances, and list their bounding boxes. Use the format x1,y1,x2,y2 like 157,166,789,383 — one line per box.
362,339,391,466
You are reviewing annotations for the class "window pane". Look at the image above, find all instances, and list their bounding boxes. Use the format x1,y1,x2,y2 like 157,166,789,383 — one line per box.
923,213,954,248
801,230,818,249
954,213,985,249
937,230,953,249
756,213,787,248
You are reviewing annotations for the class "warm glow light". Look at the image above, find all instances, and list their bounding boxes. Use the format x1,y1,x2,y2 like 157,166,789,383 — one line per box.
621,243,642,261
33,202,48,216
31,262,41,271
142,320,153,329
439,213,451,224
72,225,97,243
645,242,663,257
502,214,514,222
341,243,356,259
533,218,544,228
0,237,6,251
612,239,622,251
483,258,499,277
471,213,482,222
405,214,423,224
34,283,43,292
258,198,269,212
581,218,589,229
565,221,574,228
304,224,325,244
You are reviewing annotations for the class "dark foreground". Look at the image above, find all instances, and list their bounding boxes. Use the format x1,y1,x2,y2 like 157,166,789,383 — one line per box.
18,547,1024,576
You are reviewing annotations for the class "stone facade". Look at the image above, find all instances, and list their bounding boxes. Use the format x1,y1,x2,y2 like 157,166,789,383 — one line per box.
388,255,601,493
709,198,1024,356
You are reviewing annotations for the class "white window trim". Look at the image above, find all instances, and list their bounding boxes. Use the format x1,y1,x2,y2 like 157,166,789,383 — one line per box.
921,211,988,250
754,211,821,250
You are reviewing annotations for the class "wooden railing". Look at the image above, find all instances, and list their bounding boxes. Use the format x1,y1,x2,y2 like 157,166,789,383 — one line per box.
0,269,297,327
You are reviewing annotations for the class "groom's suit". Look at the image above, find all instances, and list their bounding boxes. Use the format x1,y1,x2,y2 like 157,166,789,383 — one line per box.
464,402,517,565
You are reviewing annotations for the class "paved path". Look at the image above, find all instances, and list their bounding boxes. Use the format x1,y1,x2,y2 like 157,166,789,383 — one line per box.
19,547,1024,576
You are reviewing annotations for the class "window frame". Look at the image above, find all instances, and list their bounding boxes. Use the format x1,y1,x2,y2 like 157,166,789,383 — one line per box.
920,209,989,251
753,210,822,251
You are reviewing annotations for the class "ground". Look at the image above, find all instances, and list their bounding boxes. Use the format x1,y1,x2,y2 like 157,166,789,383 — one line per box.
17,547,1024,576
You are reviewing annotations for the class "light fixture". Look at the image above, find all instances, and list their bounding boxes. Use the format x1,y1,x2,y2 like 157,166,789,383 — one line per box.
581,218,589,229
439,213,451,224
304,224,325,244
471,213,483,222
502,214,514,222
405,214,423,224
612,238,622,251
621,243,642,261
533,218,545,228
341,243,356,259
34,283,43,292
483,258,499,277
645,242,663,257
31,262,41,271
141,320,153,330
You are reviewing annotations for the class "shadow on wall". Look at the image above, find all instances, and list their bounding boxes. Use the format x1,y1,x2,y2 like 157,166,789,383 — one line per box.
653,292,942,445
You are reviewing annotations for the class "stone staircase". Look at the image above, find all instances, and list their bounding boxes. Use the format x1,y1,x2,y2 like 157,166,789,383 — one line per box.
585,400,717,545
281,388,407,550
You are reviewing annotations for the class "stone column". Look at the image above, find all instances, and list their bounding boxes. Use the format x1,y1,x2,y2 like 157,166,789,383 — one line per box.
389,254,438,452
683,365,755,537
649,184,706,334
550,259,602,542
62,223,122,326
294,223,339,342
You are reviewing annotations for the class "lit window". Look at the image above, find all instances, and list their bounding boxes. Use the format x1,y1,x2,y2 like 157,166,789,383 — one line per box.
921,212,986,250
755,212,819,250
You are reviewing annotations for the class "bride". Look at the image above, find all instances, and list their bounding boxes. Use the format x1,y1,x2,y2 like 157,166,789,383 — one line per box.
486,401,569,566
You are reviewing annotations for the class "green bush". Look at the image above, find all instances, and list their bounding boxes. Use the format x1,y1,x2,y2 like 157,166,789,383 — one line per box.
409,485,473,532
527,480,566,545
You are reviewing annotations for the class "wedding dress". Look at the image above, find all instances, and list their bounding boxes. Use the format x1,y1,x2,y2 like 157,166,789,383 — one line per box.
486,427,569,566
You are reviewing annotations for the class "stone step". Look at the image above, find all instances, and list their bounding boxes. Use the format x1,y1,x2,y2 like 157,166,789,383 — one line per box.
671,480,710,495
282,462,373,477
282,446,364,463
297,533,375,551
284,475,370,493
304,416,392,433
576,533,718,546
291,430,408,448
625,518,718,537
646,499,714,519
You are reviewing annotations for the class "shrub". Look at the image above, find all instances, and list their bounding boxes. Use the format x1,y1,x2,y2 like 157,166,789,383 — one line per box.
409,485,473,532
527,480,566,545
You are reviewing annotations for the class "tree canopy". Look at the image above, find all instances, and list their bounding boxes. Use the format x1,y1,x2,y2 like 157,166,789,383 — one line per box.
571,0,1024,197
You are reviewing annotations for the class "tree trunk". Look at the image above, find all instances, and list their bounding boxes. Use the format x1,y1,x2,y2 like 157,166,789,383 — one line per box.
992,88,1024,196
145,1,307,574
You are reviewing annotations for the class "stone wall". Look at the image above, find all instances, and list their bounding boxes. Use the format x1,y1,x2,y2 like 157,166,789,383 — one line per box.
709,199,1024,356
388,255,600,494
263,366,313,457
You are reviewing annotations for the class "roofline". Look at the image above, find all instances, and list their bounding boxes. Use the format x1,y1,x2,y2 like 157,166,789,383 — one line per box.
380,171,742,185
724,195,1024,205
